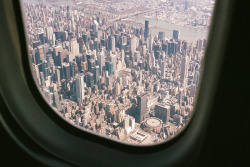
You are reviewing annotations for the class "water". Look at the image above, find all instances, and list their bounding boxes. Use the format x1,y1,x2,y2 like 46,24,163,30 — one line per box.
128,16,209,43
22,0,210,43
22,0,76,8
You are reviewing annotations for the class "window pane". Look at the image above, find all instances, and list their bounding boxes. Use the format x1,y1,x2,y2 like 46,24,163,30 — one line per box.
21,0,215,145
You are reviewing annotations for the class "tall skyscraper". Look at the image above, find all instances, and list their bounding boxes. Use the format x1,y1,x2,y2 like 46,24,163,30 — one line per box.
53,92,63,112
86,72,94,88
36,46,45,64
144,20,149,40
123,116,130,130
45,89,51,104
197,39,203,52
130,36,137,54
94,66,100,84
62,63,71,81
148,35,153,52
180,56,189,87
46,26,54,45
134,51,140,62
185,0,188,11
158,31,165,40
61,79,67,92
55,68,61,87
155,105,170,123
121,49,125,67
137,93,148,123
173,30,180,40
39,72,45,87
193,70,200,86
115,82,121,95
105,62,113,75
161,61,166,79
57,49,68,66
151,53,155,68
110,55,117,72
82,33,88,44
179,90,183,106
70,62,76,77
75,74,85,105
108,36,115,51
97,50,106,76
190,84,196,97
33,64,41,85
129,117,135,130
111,36,115,52
70,38,79,54
69,80,76,97
93,20,99,32
38,32,45,44
106,75,113,88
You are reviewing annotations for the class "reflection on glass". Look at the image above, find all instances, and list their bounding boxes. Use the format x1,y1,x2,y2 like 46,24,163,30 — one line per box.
22,0,214,145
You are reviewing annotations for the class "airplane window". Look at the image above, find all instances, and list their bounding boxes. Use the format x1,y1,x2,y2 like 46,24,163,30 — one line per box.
21,0,215,145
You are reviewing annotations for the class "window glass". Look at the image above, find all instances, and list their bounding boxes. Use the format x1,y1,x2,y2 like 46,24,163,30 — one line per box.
21,0,215,145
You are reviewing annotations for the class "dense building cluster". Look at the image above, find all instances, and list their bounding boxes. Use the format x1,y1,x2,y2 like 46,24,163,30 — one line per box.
74,0,214,28
23,2,207,145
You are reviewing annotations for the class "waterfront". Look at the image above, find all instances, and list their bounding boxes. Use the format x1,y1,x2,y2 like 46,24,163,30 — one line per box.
122,15,209,43
23,0,209,43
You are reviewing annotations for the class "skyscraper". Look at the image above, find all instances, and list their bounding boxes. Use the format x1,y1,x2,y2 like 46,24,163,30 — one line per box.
75,74,85,105
110,55,117,72
70,38,79,54
70,62,76,77
158,31,165,40
55,68,61,87
53,92,63,112
146,35,152,53
86,72,94,88
94,66,100,84
179,90,183,106
137,93,148,123
93,20,99,32
197,39,203,52
106,62,113,75
46,26,54,45
33,64,41,85
45,89,51,104
185,0,188,11
180,56,189,87
62,63,71,81
130,36,137,54
115,82,121,95
97,49,105,76
190,84,196,97
193,70,200,86
155,105,170,123
111,36,115,52
151,53,155,69
134,51,140,62
69,80,76,97
39,72,45,87
82,33,88,44
144,20,149,40
38,32,45,44
108,36,115,51
173,30,180,40
161,61,166,79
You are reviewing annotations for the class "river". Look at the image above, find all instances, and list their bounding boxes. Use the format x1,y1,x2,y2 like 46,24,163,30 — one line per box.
125,16,209,43
22,0,210,43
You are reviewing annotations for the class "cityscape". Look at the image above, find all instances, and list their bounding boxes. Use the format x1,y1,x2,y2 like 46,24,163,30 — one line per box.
22,0,214,145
